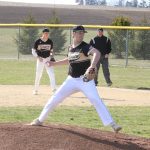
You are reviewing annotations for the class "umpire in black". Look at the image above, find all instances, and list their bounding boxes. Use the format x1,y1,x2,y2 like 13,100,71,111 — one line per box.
90,28,112,86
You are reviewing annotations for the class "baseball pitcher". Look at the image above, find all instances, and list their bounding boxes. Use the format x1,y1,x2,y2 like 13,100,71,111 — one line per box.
30,25,122,133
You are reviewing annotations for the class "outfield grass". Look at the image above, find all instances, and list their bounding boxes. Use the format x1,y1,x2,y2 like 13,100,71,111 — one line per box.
0,60,150,89
0,106,149,138
0,28,95,56
0,28,18,57
0,59,149,138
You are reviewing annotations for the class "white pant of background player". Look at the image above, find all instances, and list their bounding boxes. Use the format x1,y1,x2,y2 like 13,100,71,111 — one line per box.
38,76,115,127
34,57,56,94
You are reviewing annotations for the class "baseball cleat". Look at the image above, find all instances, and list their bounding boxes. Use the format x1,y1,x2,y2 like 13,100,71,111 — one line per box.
30,118,43,126
112,124,122,133
33,90,38,95
107,82,112,87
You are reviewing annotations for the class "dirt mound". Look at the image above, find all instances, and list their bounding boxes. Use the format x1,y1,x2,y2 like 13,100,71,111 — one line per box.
0,123,149,150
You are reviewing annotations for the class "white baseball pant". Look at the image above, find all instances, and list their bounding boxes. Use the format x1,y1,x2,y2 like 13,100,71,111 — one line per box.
38,75,114,126
34,57,56,92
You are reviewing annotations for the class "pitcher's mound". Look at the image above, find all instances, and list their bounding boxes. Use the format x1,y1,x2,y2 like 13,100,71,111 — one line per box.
0,123,149,150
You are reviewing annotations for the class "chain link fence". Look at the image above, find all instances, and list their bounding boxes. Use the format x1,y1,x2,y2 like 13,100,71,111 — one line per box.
0,25,150,68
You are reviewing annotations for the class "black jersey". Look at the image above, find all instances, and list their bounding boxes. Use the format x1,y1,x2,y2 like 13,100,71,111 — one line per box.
68,41,93,78
34,38,53,58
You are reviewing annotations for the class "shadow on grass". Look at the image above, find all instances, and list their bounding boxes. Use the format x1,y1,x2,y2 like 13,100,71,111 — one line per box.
137,87,150,90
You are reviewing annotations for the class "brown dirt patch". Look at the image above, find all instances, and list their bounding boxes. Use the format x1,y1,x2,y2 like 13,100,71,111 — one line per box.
0,123,149,150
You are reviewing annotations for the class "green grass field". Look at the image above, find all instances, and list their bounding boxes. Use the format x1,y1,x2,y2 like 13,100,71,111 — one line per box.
0,28,95,56
0,28,18,57
0,59,149,89
0,59,150,138
0,106,149,138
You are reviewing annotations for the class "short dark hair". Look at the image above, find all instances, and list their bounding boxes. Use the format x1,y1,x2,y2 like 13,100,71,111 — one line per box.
42,28,49,33
73,25,87,33
98,28,103,32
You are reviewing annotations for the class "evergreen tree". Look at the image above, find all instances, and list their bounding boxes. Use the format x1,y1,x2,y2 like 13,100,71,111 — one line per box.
108,16,131,58
46,11,67,53
15,15,38,54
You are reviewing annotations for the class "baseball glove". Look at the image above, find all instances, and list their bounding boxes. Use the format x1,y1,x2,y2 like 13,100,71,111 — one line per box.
83,67,96,82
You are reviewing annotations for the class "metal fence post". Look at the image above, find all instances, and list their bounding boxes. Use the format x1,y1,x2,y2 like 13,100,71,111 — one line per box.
125,30,129,67
18,26,20,60
69,27,72,45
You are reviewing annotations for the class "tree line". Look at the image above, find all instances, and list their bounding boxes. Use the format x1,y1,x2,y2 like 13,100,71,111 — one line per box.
108,16,150,60
15,13,150,60
76,0,150,8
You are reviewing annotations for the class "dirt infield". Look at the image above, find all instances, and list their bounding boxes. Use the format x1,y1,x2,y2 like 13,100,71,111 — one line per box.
0,85,150,107
0,85,150,150
0,123,149,150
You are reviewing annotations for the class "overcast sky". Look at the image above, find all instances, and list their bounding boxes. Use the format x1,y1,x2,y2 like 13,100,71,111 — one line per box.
0,0,149,5
0,0,77,4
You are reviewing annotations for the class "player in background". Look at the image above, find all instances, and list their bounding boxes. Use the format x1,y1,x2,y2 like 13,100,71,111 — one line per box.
30,25,122,133
32,28,56,95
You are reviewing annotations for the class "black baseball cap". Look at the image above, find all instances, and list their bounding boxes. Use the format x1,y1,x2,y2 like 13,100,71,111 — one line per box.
42,28,50,33
98,28,103,32
73,25,87,33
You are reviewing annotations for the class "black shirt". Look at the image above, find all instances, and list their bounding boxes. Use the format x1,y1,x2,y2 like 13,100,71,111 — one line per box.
68,41,93,78
90,35,111,55
34,38,53,58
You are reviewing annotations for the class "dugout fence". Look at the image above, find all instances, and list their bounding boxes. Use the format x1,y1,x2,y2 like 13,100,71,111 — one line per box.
0,24,150,68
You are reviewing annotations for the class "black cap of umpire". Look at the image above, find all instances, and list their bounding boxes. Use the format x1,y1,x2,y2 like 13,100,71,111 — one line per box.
42,28,50,33
73,25,87,33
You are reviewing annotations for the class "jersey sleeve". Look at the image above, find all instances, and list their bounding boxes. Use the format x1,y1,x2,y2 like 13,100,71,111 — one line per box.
89,39,93,45
82,43,93,56
34,40,39,50
89,38,95,46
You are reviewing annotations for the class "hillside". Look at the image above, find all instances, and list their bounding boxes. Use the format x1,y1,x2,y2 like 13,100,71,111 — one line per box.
0,2,150,25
